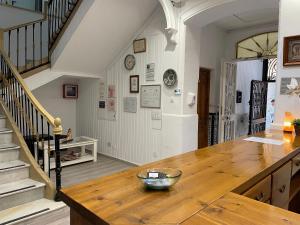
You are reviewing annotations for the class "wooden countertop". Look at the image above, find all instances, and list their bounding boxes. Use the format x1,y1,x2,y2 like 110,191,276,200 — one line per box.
60,131,300,225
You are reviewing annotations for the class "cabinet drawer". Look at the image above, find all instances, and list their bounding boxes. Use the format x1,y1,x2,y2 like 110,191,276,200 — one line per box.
292,155,300,177
271,161,292,209
244,175,271,202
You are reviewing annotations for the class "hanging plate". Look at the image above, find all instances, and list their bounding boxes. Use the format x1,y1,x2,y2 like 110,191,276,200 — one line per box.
163,69,177,88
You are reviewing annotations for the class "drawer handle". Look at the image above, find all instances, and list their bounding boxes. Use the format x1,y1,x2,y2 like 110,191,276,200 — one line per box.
295,161,300,167
279,185,286,193
255,192,265,201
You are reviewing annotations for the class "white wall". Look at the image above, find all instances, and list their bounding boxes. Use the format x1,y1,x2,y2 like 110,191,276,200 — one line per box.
51,0,158,76
274,0,300,126
76,8,198,165
235,60,263,137
199,24,226,113
235,60,263,115
32,77,79,135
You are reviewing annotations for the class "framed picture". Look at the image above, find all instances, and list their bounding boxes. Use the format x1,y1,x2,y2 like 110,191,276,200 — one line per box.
130,75,139,93
133,38,146,53
63,84,78,99
140,85,161,108
283,35,300,66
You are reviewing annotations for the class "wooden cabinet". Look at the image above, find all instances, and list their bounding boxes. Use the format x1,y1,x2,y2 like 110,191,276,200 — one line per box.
271,161,292,209
243,175,271,203
292,154,300,177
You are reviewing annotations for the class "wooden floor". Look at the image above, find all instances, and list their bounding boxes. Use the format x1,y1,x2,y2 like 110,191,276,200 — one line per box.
50,154,135,187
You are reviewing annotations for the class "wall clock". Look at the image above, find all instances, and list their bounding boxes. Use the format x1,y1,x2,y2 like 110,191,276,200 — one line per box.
124,54,136,71
163,69,177,88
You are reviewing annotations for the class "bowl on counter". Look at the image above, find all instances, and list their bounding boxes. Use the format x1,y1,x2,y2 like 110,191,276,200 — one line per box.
137,168,182,190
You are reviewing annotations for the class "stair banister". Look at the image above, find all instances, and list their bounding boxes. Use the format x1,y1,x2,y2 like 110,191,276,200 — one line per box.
0,47,63,199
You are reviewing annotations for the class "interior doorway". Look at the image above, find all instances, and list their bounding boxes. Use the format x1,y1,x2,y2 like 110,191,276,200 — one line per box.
219,58,278,142
198,68,210,148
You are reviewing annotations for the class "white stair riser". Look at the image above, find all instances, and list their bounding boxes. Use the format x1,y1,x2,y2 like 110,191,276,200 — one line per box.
0,167,29,185
13,206,70,225
0,119,6,128
0,187,44,211
0,149,19,162
0,132,13,144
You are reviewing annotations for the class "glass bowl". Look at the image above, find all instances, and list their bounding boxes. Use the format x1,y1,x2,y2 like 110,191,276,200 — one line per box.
137,168,182,190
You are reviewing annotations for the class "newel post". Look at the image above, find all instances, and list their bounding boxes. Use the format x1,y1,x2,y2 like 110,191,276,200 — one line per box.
53,117,62,201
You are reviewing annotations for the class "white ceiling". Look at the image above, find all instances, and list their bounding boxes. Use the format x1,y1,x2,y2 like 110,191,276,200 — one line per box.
214,8,279,31
51,0,158,76
186,0,279,30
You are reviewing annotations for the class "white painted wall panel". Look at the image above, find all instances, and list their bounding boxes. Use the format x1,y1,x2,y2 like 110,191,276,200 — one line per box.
76,9,197,165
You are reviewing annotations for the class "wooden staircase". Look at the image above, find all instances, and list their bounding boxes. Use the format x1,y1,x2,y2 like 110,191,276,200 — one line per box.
0,106,69,225
0,2,84,223
0,0,82,78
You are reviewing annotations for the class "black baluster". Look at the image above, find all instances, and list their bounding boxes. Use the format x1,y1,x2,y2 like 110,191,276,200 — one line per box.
55,134,62,201
17,28,19,70
25,26,28,71
41,114,44,170
8,30,11,58
32,23,35,68
21,88,25,136
40,22,43,65
47,122,51,177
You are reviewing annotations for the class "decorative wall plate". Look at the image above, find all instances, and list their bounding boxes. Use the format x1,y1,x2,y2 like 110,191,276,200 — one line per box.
124,54,136,70
163,69,177,88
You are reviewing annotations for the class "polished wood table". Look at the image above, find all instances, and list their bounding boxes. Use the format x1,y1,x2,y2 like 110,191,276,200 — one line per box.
60,131,300,225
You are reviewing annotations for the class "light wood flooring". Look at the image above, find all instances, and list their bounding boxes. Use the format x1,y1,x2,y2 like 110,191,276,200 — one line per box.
50,154,135,187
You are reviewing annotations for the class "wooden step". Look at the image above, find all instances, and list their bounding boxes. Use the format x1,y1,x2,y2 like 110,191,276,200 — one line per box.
0,160,29,185
0,144,20,163
0,198,68,225
0,129,13,144
0,179,45,211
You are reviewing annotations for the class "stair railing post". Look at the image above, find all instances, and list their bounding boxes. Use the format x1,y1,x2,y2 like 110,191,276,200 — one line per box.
53,117,62,201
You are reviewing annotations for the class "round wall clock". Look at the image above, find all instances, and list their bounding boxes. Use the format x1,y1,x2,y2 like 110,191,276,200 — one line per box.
124,54,136,71
163,69,178,88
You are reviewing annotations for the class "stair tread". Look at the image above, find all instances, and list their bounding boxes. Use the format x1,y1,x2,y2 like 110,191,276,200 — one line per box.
0,198,66,225
0,144,20,151
0,179,45,198
0,160,29,172
0,128,13,134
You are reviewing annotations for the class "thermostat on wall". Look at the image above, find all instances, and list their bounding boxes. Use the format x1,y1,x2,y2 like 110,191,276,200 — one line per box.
174,88,182,96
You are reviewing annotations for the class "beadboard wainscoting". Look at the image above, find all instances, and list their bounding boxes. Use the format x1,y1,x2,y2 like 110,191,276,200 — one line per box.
76,8,198,165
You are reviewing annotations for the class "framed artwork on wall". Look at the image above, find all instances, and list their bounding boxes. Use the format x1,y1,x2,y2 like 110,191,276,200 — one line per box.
140,85,161,108
283,35,300,66
63,84,78,99
130,75,139,93
133,38,146,53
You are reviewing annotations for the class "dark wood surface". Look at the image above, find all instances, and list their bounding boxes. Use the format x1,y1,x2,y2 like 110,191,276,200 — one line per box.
198,68,210,148
60,131,300,225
